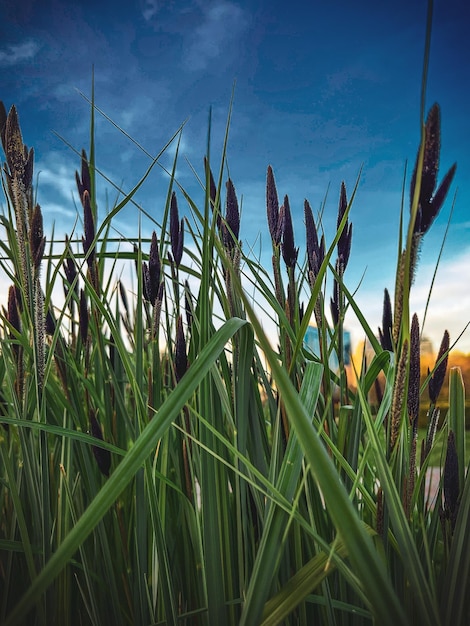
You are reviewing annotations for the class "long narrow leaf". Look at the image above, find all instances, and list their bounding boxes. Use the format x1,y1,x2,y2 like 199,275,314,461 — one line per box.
3,317,246,626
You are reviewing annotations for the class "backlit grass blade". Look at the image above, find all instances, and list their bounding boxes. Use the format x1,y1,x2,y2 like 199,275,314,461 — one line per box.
440,460,470,625
354,364,441,625
260,531,373,626
2,316,246,626
240,361,323,626
224,260,408,625
448,367,466,490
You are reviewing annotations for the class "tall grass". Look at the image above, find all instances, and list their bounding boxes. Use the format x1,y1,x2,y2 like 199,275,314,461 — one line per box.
0,5,469,625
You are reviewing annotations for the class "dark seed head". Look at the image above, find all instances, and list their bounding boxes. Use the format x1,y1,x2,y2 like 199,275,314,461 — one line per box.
407,313,420,425
147,231,161,305
379,288,393,351
184,280,193,328
411,104,457,236
428,330,449,404
142,262,150,302
330,259,343,327
222,178,240,251
7,285,20,337
64,238,78,297
30,204,46,270
3,105,28,180
170,192,184,267
119,280,129,316
81,190,95,266
175,314,188,382
305,199,324,278
266,165,280,245
75,149,91,206
281,195,298,269
420,103,440,205
0,101,7,147
337,182,352,270
79,288,89,344
205,157,221,229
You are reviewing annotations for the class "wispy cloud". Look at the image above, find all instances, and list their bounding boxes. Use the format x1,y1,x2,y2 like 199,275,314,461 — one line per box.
346,248,470,355
0,40,40,67
36,156,77,204
184,1,248,71
141,0,159,22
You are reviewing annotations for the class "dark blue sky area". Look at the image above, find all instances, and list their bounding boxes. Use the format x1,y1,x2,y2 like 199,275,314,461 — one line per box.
1,0,469,349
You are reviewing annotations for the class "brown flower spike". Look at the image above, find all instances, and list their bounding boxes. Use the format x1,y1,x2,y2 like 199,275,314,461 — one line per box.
170,192,184,267
266,165,280,246
410,104,457,237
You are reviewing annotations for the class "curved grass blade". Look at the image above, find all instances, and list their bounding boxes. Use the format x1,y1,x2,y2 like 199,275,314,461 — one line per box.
220,252,408,625
3,317,246,626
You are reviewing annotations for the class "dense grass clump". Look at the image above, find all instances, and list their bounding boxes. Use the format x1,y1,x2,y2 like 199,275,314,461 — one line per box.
0,16,469,626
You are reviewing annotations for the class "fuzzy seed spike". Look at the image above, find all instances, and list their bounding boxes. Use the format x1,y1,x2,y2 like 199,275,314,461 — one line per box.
281,195,298,269
407,314,420,425
429,330,450,404
267,165,280,244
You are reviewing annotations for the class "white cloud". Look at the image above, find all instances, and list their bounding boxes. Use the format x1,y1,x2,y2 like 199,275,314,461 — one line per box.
141,0,159,22
184,2,248,71
409,250,470,352
35,155,77,204
0,40,40,67
345,248,470,355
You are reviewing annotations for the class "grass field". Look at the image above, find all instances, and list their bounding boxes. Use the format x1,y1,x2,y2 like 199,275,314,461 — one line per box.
0,3,469,624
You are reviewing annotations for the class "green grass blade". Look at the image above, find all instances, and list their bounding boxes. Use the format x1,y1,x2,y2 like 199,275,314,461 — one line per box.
3,317,246,626
229,272,408,626
240,361,323,626
440,463,470,625
448,367,466,490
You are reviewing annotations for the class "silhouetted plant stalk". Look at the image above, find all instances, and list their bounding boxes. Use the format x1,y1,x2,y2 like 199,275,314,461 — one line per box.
1,104,46,392
184,280,194,330
77,151,100,294
379,288,393,352
205,156,221,231
174,314,192,500
1,105,34,309
409,104,457,283
281,194,298,327
405,313,421,516
421,329,450,467
30,203,46,390
222,178,242,321
305,198,325,329
266,165,285,309
389,338,408,453
304,195,338,421
118,279,133,340
391,103,456,351
63,235,79,341
266,173,302,437
280,193,300,391
330,182,353,402
168,192,184,327
440,430,459,538
79,288,90,365
142,230,164,339
392,251,406,347
6,285,24,400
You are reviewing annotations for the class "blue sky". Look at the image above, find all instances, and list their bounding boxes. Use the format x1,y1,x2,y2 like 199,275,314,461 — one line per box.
1,0,469,352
